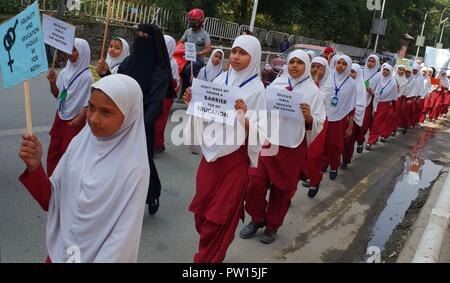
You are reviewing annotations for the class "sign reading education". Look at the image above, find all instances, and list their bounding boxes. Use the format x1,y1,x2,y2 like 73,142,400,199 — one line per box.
0,1,48,89
185,42,197,62
42,14,75,54
266,85,303,120
187,78,241,126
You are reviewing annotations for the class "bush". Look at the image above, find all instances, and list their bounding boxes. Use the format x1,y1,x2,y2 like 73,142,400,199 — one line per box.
0,0,20,14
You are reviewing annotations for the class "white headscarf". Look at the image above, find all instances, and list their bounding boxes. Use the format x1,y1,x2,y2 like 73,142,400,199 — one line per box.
56,38,93,120
185,35,267,167
412,63,424,97
351,63,367,127
374,63,398,111
267,50,325,148
363,54,380,79
440,70,449,89
47,74,150,263
197,49,224,82
406,70,418,98
226,35,262,86
164,35,180,90
329,55,338,73
363,54,381,90
323,55,357,121
421,67,432,98
311,56,331,89
105,37,130,74
307,50,316,60
394,64,408,98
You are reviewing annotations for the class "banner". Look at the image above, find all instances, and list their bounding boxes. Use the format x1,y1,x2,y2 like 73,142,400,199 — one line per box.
0,1,48,88
424,46,450,69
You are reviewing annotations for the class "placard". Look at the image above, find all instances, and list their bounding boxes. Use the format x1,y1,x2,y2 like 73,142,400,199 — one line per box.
187,78,242,126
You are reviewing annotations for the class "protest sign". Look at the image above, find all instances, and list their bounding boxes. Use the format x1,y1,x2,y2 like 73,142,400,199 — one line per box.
187,78,242,126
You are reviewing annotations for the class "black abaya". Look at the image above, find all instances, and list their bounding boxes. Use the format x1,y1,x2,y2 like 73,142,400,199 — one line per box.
118,24,176,211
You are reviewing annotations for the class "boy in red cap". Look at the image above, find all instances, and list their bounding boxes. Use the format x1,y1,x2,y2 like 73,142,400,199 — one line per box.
322,47,335,64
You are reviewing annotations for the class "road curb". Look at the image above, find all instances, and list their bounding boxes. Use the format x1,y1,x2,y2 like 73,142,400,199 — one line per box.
412,167,450,263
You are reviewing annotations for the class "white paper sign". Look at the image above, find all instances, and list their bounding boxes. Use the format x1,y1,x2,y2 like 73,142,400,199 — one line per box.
266,85,303,120
424,46,450,69
187,79,242,126
42,14,75,54
185,42,197,62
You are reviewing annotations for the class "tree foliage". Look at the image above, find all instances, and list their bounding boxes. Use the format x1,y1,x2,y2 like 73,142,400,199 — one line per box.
146,0,450,55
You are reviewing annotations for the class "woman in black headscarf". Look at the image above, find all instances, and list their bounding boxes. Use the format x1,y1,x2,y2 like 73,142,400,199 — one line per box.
97,24,176,215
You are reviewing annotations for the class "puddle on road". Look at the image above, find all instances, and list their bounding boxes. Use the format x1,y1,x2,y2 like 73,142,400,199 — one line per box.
366,156,443,255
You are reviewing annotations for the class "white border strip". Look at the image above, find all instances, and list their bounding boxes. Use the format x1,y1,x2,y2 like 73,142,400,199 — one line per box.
0,126,51,137
413,171,450,263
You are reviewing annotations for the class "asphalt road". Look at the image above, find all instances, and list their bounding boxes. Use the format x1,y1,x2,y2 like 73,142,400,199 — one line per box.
1,73,449,263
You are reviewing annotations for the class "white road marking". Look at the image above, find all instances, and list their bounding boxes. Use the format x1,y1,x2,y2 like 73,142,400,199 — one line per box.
0,126,51,137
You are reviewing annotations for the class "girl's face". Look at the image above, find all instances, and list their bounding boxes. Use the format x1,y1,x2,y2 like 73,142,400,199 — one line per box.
311,62,322,77
336,59,348,74
211,51,223,66
406,70,412,78
69,47,79,63
367,57,376,69
397,67,405,76
350,69,357,79
230,47,251,72
87,89,125,138
288,57,305,79
382,68,390,77
428,70,433,77
108,39,123,58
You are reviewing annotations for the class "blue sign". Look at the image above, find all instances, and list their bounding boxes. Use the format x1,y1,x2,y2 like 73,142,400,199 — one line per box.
0,1,48,89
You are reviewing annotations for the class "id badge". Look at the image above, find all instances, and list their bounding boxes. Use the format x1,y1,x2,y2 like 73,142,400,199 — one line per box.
331,96,339,107
60,89,68,101
58,90,68,112
365,80,370,89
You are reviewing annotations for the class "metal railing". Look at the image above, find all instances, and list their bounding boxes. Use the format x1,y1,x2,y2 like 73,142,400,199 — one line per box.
212,45,282,64
239,24,268,44
154,6,188,33
19,0,368,57
204,17,240,41
21,0,159,26
266,31,290,47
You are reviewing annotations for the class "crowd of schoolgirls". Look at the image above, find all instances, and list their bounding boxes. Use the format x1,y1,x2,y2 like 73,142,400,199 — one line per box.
17,8,449,263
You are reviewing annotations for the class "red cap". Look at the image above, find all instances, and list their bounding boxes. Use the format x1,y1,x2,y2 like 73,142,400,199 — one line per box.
188,8,205,21
324,47,334,53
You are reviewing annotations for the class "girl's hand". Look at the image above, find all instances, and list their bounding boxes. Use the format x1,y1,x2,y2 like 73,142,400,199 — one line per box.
183,87,192,105
314,65,325,84
19,134,43,174
344,125,353,138
235,99,248,115
300,103,313,124
68,111,86,127
47,70,57,84
96,60,109,76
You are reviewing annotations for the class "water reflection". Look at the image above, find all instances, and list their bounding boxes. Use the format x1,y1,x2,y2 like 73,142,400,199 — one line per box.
366,156,443,254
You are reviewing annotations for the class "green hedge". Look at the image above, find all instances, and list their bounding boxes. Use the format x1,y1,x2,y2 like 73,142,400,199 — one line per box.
0,0,21,14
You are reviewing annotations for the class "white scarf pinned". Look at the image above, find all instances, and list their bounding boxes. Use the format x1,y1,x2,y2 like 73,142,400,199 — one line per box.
48,74,150,263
